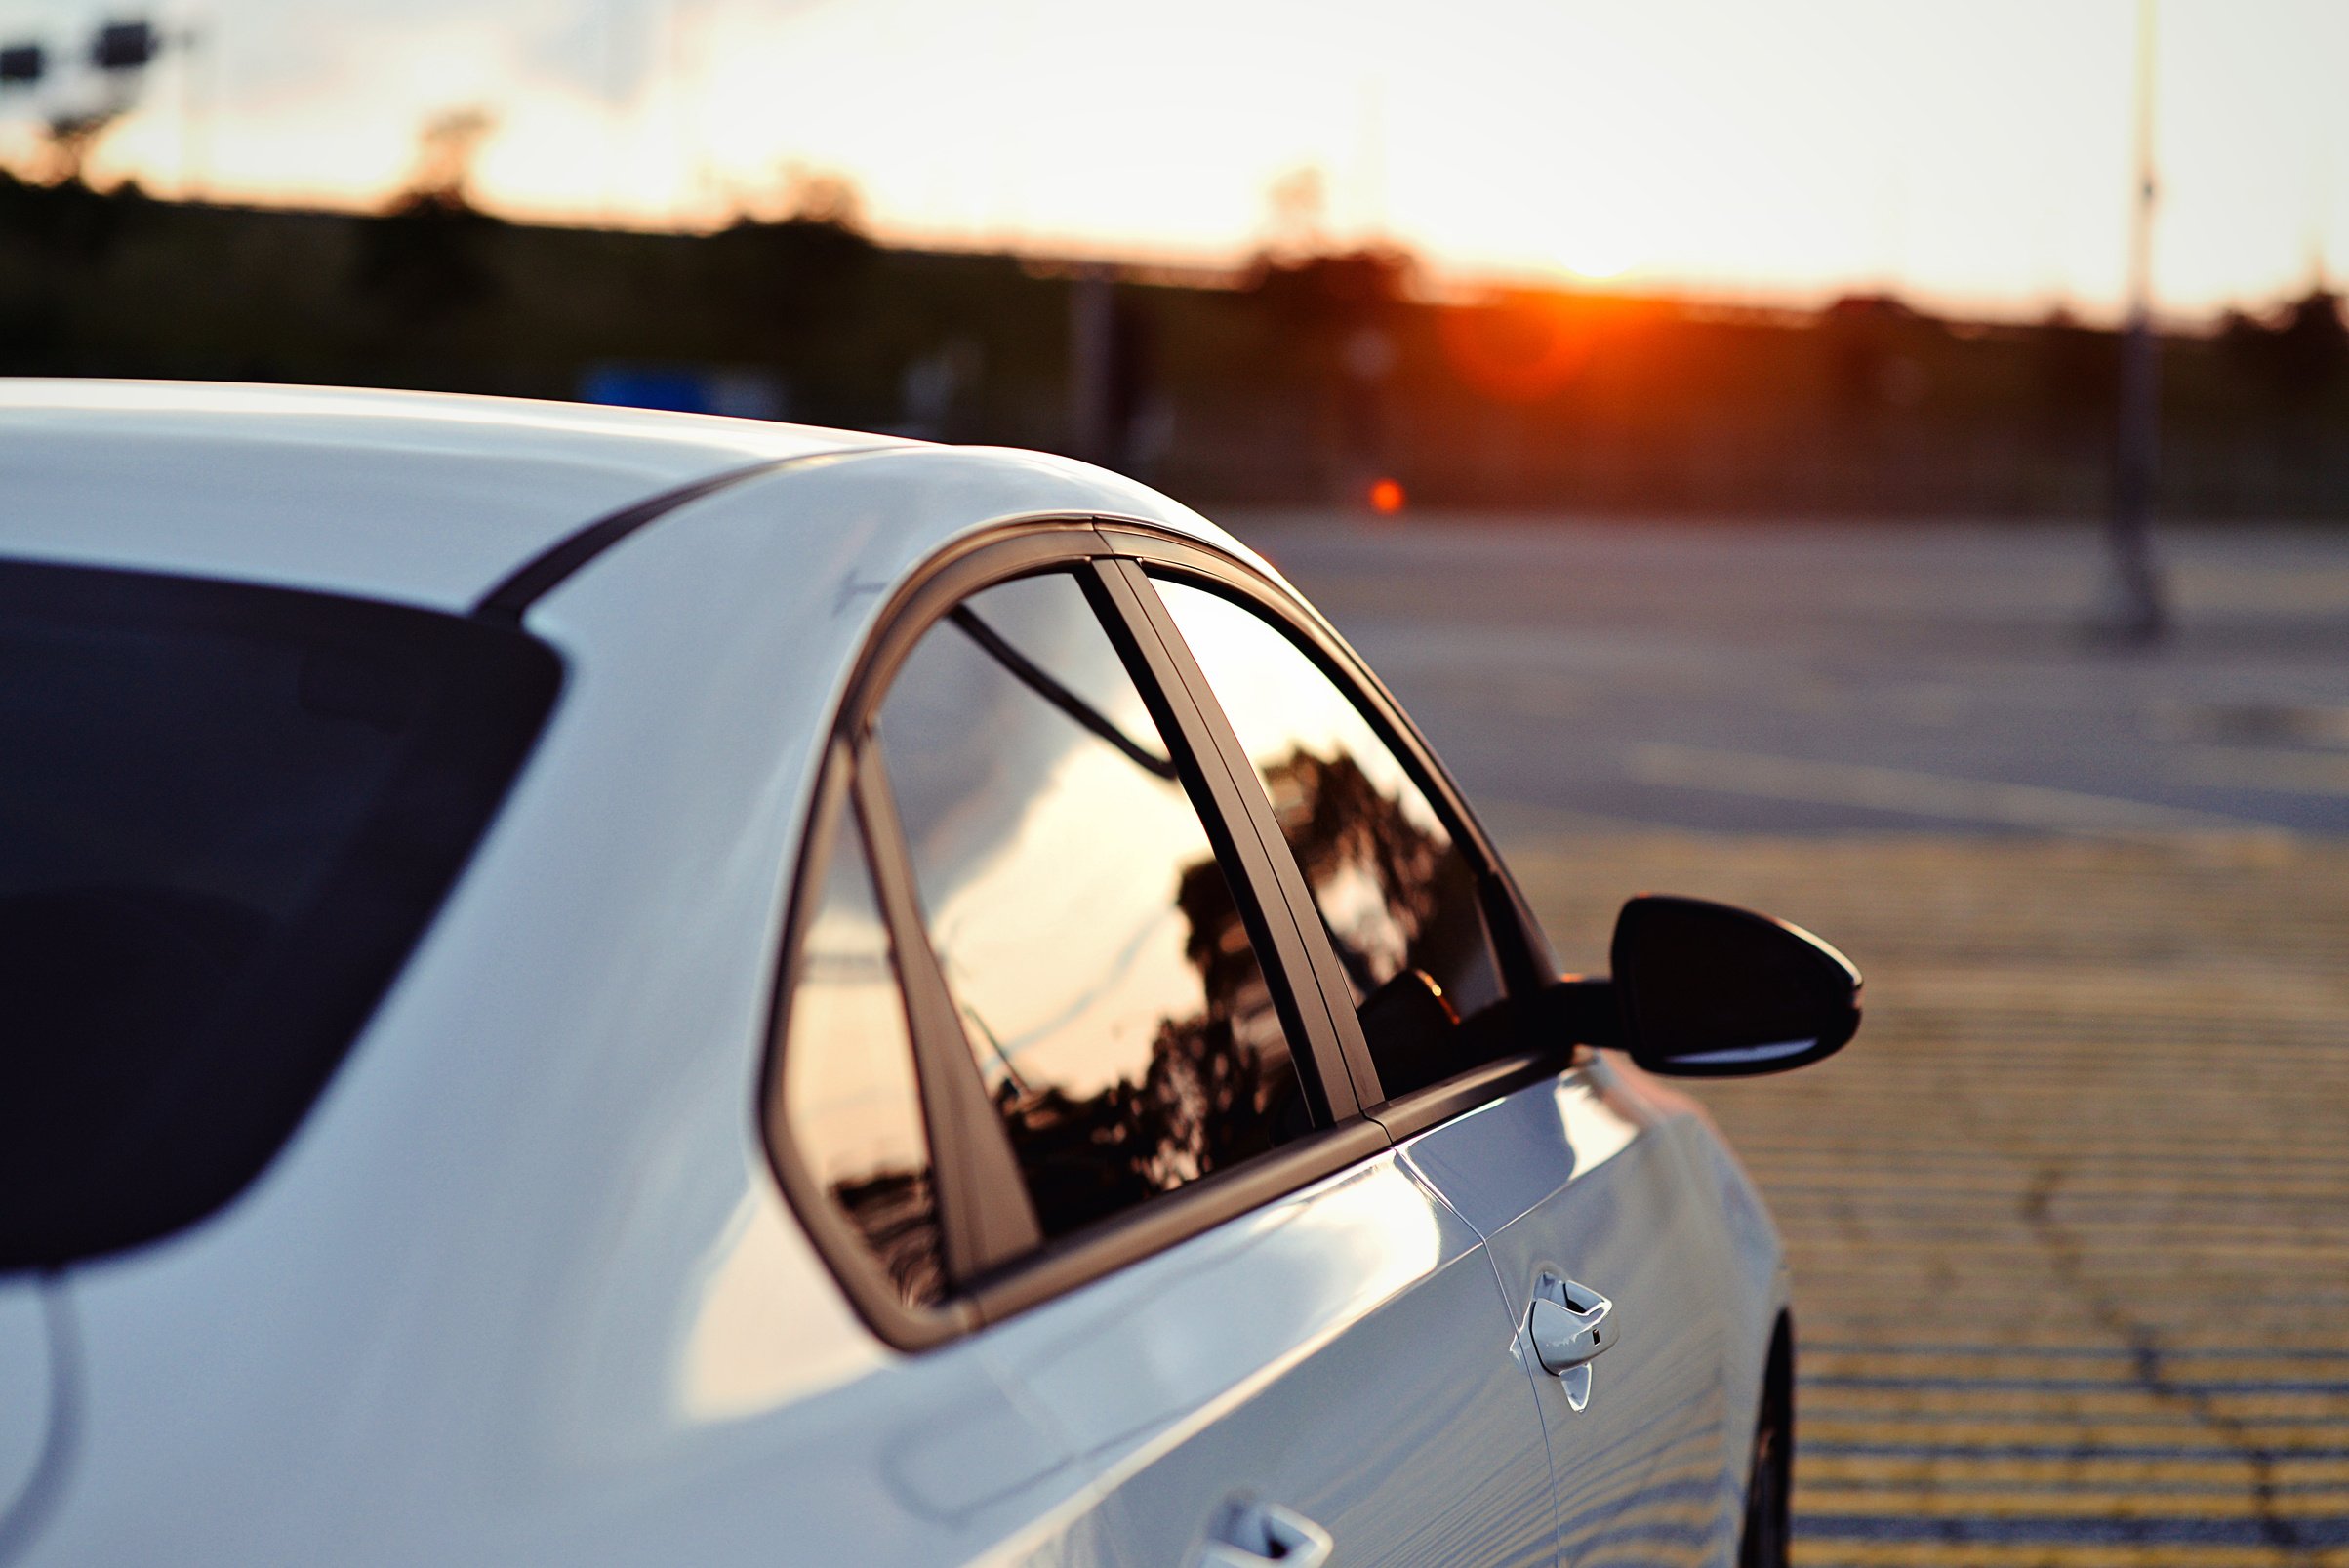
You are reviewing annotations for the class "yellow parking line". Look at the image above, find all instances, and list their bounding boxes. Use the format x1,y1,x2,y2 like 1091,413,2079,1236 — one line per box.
1791,1543,2349,1568
1803,1387,2349,1418
1797,1488,2349,1519
1800,1419,2349,1450
1802,1454,2349,1487
1802,1355,2349,1379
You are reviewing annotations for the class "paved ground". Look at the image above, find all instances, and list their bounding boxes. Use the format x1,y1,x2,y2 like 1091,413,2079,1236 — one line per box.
1240,516,2349,838
1236,516,2349,1566
1518,833,2349,1568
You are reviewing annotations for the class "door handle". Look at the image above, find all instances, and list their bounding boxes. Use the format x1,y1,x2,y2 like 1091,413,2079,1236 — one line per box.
1194,1497,1334,1568
1527,1278,1617,1411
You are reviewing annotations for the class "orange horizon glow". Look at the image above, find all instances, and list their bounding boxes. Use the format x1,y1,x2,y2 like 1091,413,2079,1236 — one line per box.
14,0,2347,322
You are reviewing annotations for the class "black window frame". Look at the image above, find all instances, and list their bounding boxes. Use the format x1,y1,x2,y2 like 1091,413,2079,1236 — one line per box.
759,519,1578,1353
761,523,1384,1350
1107,525,1574,1140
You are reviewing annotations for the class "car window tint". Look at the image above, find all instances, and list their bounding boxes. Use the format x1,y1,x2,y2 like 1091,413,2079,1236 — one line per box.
779,807,945,1311
1154,578,1508,1098
876,571,1304,1243
0,560,556,1272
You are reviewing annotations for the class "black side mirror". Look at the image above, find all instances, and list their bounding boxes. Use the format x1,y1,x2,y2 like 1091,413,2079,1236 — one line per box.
1607,895,1861,1076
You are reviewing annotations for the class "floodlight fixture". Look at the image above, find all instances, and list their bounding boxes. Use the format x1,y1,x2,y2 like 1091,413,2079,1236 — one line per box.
92,20,160,73
0,42,44,86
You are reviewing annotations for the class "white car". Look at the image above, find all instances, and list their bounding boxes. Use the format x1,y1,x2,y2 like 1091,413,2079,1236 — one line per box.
0,382,1859,1568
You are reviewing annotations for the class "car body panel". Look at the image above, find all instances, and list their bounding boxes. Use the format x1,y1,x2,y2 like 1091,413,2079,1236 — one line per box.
0,1287,57,1554
0,388,1793,1567
3,433,1299,1565
974,1151,1559,1568
0,380,896,610
1399,1063,1742,1567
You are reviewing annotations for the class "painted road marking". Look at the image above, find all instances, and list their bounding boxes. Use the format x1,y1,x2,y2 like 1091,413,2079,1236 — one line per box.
1510,832,2349,1564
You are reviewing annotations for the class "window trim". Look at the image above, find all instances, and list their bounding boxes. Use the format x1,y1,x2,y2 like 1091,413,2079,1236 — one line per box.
1099,525,1579,1118
1085,557,1362,1119
1102,558,1384,1114
757,745,975,1349
759,521,1386,1352
848,735,1043,1277
1102,527,1559,995
967,1115,1392,1326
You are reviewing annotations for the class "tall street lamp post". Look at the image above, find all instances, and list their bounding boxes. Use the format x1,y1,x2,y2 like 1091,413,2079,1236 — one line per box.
2102,0,2167,642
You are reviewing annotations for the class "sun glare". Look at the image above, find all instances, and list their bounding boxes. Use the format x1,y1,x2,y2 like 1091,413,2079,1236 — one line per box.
1557,229,1640,282
36,0,2349,316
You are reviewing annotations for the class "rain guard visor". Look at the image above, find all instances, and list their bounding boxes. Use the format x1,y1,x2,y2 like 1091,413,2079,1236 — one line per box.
0,559,560,1271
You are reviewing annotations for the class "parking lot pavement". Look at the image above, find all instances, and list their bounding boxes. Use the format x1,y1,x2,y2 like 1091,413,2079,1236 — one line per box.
1511,831,2349,1567
1231,515,2349,1564
1238,515,2349,838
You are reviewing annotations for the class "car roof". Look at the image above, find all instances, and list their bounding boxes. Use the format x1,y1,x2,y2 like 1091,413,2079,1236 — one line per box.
0,381,905,611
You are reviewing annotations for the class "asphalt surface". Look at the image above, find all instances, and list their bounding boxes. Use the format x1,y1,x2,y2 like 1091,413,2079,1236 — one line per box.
1236,515,2349,840
1231,514,2349,1566
1515,832,2349,1568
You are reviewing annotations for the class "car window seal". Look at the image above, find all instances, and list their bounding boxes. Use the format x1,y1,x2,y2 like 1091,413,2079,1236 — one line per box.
757,744,977,1350
1360,1048,1575,1145
1084,557,1365,1122
1099,523,1559,1003
965,1115,1394,1328
849,733,1044,1278
1097,555,1386,1113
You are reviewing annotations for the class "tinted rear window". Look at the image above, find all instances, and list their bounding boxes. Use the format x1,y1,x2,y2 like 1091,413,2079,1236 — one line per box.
0,559,560,1271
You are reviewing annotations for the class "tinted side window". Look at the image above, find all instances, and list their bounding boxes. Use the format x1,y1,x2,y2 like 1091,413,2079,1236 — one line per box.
875,571,1304,1243
778,808,945,1310
0,560,557,1271
1154,578,1508,1098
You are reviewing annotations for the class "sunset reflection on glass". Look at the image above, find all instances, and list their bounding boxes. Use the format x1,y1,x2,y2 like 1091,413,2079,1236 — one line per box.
1155,579,1511,1096
777,808,944,1309
878,572,1304,1241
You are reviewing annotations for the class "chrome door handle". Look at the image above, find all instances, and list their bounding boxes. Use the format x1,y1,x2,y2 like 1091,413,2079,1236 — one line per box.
1528,1278,1617,1411
1195,1497,1334,1568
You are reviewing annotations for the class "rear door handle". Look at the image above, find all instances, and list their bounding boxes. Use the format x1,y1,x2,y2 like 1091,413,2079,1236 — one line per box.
1527,1278,1617,1411
1195,1497,1334,1568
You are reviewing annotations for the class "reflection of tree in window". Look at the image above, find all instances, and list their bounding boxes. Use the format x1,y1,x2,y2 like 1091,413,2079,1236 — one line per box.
983,848,1300,1239
876,571,1304,1249
827,1161,943,1308
1257,746,1501,1096
1148,577,1512,1096
1261,747,1490,1013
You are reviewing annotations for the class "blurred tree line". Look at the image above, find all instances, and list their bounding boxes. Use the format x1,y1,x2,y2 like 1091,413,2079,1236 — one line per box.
0,167,2343,517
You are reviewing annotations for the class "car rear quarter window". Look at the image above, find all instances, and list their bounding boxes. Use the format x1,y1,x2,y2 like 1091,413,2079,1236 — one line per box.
775,807,946,1310
0,558,558,1271
873,571,1306,1243
1153,578,1510,1099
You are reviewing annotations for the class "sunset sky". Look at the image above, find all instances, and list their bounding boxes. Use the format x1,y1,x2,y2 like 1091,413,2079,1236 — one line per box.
4,0,2344,321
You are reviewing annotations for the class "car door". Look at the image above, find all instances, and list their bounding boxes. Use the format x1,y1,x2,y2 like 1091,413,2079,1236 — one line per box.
1128,539,1737,1568
773,534,1559,1568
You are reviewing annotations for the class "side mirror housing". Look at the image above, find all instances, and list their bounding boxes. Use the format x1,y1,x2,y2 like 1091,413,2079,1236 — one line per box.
1608,895,1861,1076
1528,896,1861,1076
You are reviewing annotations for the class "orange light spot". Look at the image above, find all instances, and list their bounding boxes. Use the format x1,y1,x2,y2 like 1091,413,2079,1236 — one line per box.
1368,477,1406,515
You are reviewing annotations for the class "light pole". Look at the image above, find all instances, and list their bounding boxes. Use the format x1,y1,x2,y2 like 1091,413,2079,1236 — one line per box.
2101,0,2167,642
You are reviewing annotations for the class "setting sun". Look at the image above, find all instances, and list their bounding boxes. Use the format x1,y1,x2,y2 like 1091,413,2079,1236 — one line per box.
1556,228,1641,282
